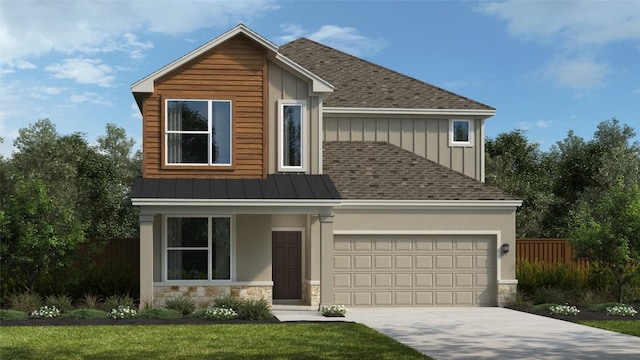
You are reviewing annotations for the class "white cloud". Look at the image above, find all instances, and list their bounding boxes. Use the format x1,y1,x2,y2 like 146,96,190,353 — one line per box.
536,120,552,129
0,0,278,64
31,86,65,99
544,57,610,89
478,1,640,47
70,92,112,106
516,122,531,131
277,24,388,56
130,102,142,121
632,89,640,95
45,58,115,87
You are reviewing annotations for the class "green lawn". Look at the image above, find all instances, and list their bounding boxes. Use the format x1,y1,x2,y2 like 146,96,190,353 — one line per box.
0,323,429,359
578,320,640,337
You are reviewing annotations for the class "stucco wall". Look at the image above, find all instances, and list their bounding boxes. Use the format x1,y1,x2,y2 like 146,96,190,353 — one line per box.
235,214,272,281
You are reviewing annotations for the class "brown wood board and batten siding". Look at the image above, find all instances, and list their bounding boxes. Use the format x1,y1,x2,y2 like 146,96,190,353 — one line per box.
141,35,267,179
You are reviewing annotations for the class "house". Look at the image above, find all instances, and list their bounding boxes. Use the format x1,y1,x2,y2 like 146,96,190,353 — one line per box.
131,24,521,308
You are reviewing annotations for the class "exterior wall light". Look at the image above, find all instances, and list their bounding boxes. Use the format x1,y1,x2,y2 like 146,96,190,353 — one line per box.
501,243,510,254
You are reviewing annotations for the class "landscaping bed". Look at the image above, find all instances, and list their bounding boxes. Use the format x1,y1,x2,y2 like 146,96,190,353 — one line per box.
507,303,640,323
0,316,281,327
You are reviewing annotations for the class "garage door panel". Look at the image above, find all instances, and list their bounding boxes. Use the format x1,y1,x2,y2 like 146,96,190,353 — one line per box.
354,255,372,269
333,235,496,307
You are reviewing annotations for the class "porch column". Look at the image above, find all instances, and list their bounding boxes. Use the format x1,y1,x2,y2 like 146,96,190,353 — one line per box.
319,214,334,305
139,214,154,309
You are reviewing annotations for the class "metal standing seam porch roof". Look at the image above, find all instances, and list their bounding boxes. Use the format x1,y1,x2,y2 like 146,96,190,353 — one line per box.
132,174,341,200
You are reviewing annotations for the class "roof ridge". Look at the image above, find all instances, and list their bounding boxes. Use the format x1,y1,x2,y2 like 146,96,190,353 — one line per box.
282,38,494,110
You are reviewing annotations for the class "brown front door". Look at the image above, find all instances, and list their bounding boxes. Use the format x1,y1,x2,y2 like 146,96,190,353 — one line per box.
272,231,302,299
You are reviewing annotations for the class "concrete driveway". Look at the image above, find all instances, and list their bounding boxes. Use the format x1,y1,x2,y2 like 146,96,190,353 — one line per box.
346,307,640,360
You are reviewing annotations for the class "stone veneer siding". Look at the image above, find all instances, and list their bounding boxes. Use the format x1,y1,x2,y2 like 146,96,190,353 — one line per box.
302,282,320,307
497,282,518,307
153,285,273,308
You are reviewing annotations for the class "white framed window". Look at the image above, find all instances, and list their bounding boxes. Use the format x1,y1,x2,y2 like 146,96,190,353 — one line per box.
449,119,473,147
165,99,232,165
164,216,232,281
278,99,307,172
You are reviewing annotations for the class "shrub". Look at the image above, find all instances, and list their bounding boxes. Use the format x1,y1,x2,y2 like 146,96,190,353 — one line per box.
137,308,182,319
107,305,137,319
591,302,625,312
165,296,196,317
7,292,42,313
212,295,242,310
606,304,637,317
517,259,589,295
320,304,347,316
62,309,108,319
203,307,238,320
102,294,135,311
31,306,60,319
44,294,73,313
549,304,580,316
235,298,272,320
532,286,573,305
0,309,27,320
80,293,101,309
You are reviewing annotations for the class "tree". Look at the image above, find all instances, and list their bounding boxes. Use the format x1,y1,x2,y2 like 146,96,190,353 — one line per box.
568,181,640,302
0,177,85,292
485,130,554,237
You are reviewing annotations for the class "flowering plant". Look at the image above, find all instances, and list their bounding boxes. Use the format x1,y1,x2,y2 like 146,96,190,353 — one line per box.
606,305,637,317
31,306,60,319
320,304,347,317
549,304,580,316
107,305,137,319
204,307,238,320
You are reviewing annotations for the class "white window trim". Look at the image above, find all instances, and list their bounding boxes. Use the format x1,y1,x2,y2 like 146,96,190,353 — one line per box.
162,215,235,283
278,99,307,172
165,99,233,166
449,119,473,147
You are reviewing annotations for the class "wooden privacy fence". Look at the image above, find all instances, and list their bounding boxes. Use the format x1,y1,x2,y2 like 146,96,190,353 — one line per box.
516,238,588,267
80,238,140,278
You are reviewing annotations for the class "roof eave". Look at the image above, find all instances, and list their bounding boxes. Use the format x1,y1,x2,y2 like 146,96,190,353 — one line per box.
323,107,496,118
339,199,522,210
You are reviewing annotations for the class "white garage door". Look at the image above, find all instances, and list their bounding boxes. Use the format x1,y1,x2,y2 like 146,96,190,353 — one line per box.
333,235,497,306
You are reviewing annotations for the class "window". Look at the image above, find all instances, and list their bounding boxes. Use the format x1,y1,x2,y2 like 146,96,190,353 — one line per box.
165,216,231,281
166,99,232,165
278,100,307,172
449,119,473,147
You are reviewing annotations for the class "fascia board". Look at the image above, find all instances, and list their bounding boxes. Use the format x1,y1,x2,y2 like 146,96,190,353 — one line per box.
131,24,279,94
132,198,341,207
323,107,496,118
339,200,522,210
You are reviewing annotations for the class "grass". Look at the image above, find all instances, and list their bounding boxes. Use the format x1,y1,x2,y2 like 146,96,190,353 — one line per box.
578,320,640,337
0,323,429,359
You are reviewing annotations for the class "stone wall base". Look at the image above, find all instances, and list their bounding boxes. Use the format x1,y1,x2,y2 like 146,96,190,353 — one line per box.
302,282,320,307
497,282,518,307
153,285,273,308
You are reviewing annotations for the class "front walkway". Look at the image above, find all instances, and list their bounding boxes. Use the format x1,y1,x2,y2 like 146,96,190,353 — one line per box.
272,306,640,359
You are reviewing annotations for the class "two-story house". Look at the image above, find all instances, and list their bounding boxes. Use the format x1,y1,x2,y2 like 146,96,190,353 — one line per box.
131,24,520,308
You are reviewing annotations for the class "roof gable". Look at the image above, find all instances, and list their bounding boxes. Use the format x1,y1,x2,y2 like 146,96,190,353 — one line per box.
280,38,494,112
323,141,515,201
131,24,333,109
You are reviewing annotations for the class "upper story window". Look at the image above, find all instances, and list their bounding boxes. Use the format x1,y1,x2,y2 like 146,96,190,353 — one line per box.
278,100,307,172
449,119,473,147
166,99,232,166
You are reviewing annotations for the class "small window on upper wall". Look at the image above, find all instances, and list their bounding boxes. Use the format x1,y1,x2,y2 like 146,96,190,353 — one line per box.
278,100,307,172
449,119,473,147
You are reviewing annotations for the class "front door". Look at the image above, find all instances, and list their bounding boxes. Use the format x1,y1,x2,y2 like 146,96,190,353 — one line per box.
272,231,302,299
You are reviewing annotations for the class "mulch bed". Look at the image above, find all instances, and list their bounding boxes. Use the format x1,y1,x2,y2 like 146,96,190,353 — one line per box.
1,317,281,327
507,304,640,322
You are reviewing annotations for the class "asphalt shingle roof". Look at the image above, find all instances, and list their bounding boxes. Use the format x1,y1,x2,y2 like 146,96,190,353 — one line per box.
280,38,494,110
132,174,341,200
322,141,516,201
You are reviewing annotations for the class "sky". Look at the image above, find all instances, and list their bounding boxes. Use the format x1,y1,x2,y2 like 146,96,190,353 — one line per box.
1,0,639,158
